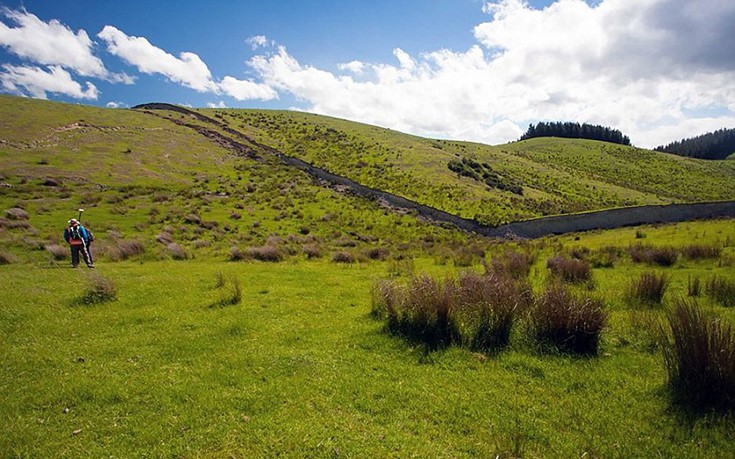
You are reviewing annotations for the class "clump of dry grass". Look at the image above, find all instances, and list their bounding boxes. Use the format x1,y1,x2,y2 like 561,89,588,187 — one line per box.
661,298,735,410
78,273,117,305
528,284,607,355
546,256,593,284
705,275,735,307
626,271,670,306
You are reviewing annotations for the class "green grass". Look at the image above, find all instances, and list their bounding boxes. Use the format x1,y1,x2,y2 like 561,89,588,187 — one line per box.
2,219,735,457
2,95,735,457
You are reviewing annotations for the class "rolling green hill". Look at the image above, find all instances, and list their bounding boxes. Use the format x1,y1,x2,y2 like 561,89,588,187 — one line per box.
1,94,733,264
194,107,735,225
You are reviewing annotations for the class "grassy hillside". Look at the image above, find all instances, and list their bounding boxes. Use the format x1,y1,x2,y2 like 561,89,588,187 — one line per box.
201,108,735,225
0,96,475,265
2,96,735,457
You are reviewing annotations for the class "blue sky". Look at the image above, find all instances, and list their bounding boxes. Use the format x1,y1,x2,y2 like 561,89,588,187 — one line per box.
1,0,734,148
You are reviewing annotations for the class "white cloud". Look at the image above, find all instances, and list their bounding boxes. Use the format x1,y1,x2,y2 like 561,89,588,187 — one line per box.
246,35,270,50
0,64,98,99
0,8,106,77
246,0,735,148
106,101,127,108
98,25,217,92
207,100,227,108
219,75,277,101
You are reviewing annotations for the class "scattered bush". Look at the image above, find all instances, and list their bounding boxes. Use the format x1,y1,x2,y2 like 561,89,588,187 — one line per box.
246,245,285,262
456,272,532,352
628,244,678,266
529,284,607,355
45,244,68,261
167,243,188,260
626,271,669,306
363,247,389,261
662,298,735,410
546,256,592,284
332,251,356,263
0,250,15,264
78,273,117,305
680,244,722,260
302,243,323,259
705,275,735,307
5,207,29,220
373,274,458,349
487,250,534,279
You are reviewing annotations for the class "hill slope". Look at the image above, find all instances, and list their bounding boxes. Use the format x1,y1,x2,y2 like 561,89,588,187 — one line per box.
197,108,735,225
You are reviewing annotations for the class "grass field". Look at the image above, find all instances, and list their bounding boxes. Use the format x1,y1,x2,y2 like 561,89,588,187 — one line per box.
2,220,734,458
1,95,735,457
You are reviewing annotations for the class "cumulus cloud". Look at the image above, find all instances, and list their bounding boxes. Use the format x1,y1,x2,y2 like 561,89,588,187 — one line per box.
246,0,735,147
98,26,217,92
246,35,271,50
0,64,98,99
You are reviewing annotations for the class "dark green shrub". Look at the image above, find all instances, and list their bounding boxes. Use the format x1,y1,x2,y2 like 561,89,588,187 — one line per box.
626,271,669,306
705,276,735,307
662,298,735,410
529,284,607,355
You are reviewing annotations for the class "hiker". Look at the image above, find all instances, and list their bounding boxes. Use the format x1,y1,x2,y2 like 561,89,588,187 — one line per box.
63,218,94,268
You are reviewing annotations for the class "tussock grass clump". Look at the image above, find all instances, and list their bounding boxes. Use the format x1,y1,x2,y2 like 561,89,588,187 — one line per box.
78,273,117,305
457,272,532,352
45,243,68,261
211,274,242,307
687,275,701,297
680,244,722,260
662,298,735,410
546,256,592,284
628,244,678,266
372,271,531,352
167,242,188,260
245,245,285,262
363,247,389,261
487,250,534,279
705,276,735,307
589,246,621,268
102,239,145,261
332,251,356,264
0,250,15,264
302,243,323,259
529,284,607,355
626,271,670,306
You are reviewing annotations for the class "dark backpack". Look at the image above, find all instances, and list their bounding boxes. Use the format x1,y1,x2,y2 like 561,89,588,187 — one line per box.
69,226,82,240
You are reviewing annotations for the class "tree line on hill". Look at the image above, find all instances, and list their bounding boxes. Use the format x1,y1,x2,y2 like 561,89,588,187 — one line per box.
520,122,631,146
654,128,735,160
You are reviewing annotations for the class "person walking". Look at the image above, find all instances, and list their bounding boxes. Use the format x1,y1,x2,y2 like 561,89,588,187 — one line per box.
63,218,94,268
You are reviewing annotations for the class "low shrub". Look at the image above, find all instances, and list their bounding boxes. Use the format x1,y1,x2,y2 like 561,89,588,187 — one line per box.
302,243,323,259
705,275,735,307
487,250,534,279
246,245,285,262
662,298,735,410
456,271,531,352
212,275,242,307
628,244,678,266
167,243,188,260
546,256,592,284
78,273,117,305
0,250,15,264
332,251,356,264
529,284,607,355
680,244,722,260
45,244,68,261
589,246,621,268
363,247,389,261
626,271,669,306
